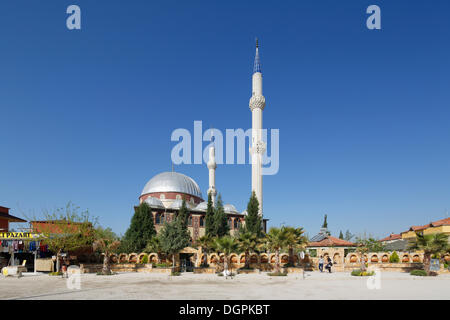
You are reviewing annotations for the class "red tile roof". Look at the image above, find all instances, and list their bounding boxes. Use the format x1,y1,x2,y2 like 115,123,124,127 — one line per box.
406,217,450,233
308,236,355,247
380,233,402,242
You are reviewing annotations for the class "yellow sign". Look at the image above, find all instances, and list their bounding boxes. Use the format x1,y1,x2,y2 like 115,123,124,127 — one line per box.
0,232,42,239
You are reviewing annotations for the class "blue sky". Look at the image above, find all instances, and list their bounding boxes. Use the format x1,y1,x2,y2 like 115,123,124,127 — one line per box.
1,0,449,238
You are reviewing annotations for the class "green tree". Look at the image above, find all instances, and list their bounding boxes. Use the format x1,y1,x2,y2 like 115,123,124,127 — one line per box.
195,235,213,267
159,211,191,268
344,230,354,241
389,251,400,263
214,236,239,276
284,226,308,266
36,202,97,272
339,230,344,240
322,214,328,228
408,232,449,275
238,231,260,269
243,191,263,236
205,193,215,237
265,227,289,273
121,202,156,253
144,235,164,263
213,195,229,237
93,227,121,275
177,199,189,228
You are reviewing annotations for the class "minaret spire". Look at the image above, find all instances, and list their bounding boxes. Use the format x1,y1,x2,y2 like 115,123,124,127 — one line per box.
249,38,266,216
253,38,262,74
207,138,217,206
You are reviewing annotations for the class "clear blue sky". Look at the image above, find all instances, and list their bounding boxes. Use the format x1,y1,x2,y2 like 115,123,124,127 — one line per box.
1,0,449,238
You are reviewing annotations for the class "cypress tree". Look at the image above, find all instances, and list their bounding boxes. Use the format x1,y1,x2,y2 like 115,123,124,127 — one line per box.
244,191,263,237
121,202,156,253
205,192,215,236
322,214,328,228
213,194,229,237
339,230,344,240
177,199,189,229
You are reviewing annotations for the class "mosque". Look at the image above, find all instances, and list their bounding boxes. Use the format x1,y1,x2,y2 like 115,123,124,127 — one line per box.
137,40,268,242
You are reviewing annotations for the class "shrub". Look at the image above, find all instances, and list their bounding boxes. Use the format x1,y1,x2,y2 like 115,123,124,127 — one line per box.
140,254,149,264
153,262,171,268
268,272,288,276
49,272,62,276
171,271,181,276
389,251,400,263
351,269,375,276
96,272,116,276
410,269,427,276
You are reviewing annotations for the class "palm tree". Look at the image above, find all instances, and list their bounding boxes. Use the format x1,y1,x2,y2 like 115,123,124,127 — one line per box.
238,231,260,269
93,227,121,275
265,227,289,273
284,226,308,267
213,236,239,276
144,236,163,264
408,232,449,275
195,235,213,267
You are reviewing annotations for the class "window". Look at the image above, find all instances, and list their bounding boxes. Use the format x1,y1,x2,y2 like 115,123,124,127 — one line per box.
234,219,239,229
160,194,165,200
228,218,232,228
176,194,181,200
199,217,205,227
155,213,161,225
188,215,192,226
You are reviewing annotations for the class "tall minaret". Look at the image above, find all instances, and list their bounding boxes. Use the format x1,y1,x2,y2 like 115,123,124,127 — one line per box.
207,143,217,206
249,38,266,216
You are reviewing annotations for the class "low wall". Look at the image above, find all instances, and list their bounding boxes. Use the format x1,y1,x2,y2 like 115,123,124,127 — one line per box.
193,267,216,274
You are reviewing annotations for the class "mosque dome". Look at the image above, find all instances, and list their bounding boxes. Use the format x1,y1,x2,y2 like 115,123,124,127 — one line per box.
195,201,208,212
144,197,165,209
141,171,203,199
224,204,239,215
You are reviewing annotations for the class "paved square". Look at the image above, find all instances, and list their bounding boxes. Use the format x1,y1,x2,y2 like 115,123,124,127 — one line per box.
1,271,449,300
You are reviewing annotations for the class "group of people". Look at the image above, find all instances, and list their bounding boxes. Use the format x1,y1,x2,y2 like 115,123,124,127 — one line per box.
318,256,333,273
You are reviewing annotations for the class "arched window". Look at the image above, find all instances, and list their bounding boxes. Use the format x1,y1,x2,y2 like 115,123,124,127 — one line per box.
234,219,239,229
160,194,165,200
188,215,192,226
176,194,181,200
155,213,161,225
199,216,205,227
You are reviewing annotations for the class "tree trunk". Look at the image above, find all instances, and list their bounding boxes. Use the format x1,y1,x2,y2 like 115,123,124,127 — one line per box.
360,252,366,271
102,253,111,275
172,254,176,269
203,249,208,266
224,256,229,274
424,253,431,276
275,249,280,273
288,247,294,266
56,249,61,273
245,250,249,269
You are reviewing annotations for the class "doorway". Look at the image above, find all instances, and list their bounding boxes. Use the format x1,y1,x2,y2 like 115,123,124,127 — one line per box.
179,253,194,272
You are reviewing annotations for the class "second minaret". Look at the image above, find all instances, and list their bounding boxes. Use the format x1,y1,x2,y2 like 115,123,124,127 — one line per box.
249,39,265,216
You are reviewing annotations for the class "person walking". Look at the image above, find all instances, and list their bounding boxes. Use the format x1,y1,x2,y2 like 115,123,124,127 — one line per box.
325,257,333,273
318,256,324,272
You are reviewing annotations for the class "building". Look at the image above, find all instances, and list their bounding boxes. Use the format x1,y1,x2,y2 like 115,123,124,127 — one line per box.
0,206,27,232
400,217,450,240
307,227,356,265
136,41,268,242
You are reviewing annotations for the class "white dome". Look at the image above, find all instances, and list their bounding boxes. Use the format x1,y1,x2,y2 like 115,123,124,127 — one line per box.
224,204,239,214
195,201,208,212
141,171,202,199
144,197,165,209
